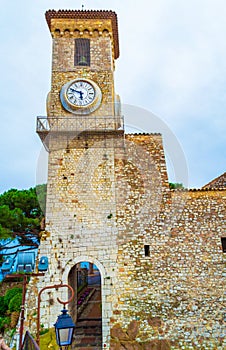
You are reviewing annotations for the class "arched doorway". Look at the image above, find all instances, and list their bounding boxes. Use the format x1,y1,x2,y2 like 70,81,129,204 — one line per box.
68,261,102,349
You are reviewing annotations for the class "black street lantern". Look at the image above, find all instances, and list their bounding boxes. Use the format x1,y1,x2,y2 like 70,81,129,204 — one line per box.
54,307,75,349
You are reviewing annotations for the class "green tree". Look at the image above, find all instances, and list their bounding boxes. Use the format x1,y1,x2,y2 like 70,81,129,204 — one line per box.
0,204,40,244
0,205,26,232
0,189,17,210
0,186,45,218
0,185,47,256
0,224,11,239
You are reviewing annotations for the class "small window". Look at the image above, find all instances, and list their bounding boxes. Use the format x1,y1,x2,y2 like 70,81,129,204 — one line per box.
221,237,226,252
74,38,90,66
144,245,150,257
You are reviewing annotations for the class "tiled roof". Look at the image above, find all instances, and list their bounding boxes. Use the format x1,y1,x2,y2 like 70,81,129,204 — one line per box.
45,9,119,59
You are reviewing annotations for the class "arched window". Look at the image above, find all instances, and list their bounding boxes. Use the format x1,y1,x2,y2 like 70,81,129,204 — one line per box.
74,38,90,66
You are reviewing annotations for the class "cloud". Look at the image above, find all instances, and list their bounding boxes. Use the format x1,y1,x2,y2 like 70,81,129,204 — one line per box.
0,0,225,192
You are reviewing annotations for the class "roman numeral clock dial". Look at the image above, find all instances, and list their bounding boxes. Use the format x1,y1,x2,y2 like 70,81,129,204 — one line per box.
60,79,102,114
68,82,95,106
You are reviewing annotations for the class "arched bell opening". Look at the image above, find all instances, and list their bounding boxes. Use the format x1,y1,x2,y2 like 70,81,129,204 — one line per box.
68,261,102,348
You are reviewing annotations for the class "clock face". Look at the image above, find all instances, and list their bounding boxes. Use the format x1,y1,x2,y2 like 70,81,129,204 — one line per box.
66,80,95,107
60,79,102,114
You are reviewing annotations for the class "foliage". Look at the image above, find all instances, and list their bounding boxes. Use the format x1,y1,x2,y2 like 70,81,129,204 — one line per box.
0,186,45,217
0,287,22,334
4,287,22,307
0,184,47,255
0,205,39,233
9,293,22,312
0,295,7,314
169,182,184,189
0,317,10,332
0,225,12,240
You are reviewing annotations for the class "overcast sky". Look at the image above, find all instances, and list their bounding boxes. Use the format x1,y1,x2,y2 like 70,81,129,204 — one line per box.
0,0,225,193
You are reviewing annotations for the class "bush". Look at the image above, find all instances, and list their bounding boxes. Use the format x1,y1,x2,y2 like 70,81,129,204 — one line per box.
9,293,22,312
0,316,10,332
4,287,22,308
0,296,7,315
169,182,184,189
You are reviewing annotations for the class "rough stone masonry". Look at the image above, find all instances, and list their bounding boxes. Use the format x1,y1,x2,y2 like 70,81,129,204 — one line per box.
25,9,225,350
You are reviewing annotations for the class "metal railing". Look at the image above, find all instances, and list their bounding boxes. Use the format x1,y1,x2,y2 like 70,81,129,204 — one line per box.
22,331,40,350
36,115,124,134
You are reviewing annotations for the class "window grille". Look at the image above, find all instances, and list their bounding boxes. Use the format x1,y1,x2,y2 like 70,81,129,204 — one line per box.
74,38,90,66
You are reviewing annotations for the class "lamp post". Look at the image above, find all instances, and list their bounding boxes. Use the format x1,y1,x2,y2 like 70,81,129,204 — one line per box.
54,307,75,349
37,283,75,348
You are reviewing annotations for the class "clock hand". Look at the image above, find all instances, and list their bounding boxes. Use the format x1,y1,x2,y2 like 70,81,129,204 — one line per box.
69,88,77,93
79,91,84,100
69,88,82,95
69,87,85,100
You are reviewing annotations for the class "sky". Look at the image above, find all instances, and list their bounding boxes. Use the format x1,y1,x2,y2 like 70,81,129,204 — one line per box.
0,0,225,193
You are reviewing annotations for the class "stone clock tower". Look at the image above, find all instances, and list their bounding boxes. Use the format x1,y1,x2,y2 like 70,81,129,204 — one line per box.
27,9,171,350
26,5,174,348
31,9,124,349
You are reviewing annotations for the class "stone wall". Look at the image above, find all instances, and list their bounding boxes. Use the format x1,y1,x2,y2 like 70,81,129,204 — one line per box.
111,182,225,349
26,133,119,346
26,132,225,350
27,8,226,349
25,132,169,347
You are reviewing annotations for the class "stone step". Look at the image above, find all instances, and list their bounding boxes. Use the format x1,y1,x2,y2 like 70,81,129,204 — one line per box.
71,344,102,350
75,328,102,336
73,345,102,349
76,318,101,328
72,285,102,350
77,317,102,322
72,335,102,349
76,322,102,326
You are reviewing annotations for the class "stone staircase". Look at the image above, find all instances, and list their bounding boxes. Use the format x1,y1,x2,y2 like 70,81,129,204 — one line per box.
72,317,102,349
72,287,102,350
